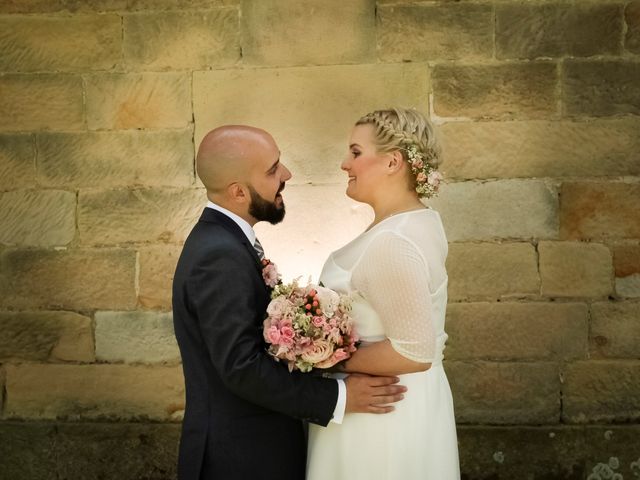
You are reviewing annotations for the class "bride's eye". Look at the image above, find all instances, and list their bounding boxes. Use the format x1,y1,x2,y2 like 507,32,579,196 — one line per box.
351,150,360,157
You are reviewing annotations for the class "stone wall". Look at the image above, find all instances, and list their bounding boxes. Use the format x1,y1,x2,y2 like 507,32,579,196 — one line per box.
0,0,639,479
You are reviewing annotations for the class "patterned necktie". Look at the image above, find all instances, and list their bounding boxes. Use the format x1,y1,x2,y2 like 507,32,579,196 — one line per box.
253,237,265,260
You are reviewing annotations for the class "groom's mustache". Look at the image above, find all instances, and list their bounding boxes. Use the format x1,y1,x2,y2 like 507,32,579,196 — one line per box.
277,183,285,194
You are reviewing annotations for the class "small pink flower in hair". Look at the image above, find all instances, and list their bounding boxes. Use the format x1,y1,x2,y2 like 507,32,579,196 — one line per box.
416,172,427,183
428,171,443,187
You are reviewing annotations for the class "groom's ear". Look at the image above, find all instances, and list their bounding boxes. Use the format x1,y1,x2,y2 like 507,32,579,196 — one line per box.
227,182,249,204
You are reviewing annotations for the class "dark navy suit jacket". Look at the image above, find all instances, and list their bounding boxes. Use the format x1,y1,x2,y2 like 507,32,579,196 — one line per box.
172,208,338,480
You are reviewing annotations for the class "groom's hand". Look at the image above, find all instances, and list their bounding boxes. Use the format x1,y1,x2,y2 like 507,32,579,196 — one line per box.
344,373,407,414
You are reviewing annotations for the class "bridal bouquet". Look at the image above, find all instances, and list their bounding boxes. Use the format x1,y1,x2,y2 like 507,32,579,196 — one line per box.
263,280,358,373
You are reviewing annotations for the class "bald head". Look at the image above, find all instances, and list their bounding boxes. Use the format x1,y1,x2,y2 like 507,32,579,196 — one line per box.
196,125,277,193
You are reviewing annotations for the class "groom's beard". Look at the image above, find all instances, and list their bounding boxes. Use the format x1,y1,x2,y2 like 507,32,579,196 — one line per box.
248,184,286,225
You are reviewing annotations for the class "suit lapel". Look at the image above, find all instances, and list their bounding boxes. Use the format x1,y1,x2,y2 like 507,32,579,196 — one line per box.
198,208,263,274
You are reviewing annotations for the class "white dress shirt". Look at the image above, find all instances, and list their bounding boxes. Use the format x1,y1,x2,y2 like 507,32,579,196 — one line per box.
206,201,346,424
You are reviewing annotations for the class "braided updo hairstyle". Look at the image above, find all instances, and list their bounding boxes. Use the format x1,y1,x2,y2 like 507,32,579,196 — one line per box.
356,107,442,198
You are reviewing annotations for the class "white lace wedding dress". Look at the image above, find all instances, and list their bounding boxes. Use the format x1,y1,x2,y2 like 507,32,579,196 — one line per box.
307,208,460,480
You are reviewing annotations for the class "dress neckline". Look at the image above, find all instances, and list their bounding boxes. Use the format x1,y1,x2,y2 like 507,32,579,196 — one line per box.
363,207,433,235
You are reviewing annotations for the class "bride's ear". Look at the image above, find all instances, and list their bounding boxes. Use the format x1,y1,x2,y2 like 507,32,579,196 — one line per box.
386,150,405,174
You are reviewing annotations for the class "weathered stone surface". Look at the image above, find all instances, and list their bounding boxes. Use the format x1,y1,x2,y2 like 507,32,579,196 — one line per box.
37,130,194,188
496,3,622,59
428,180,558,242
0,74,84,131
0,366,5,411
458,425,640,480
439,119,640,180
0,134,35,190
446,302,588,361
613,244,640,298
590,302,640,359
564,60,640,117
0,190,75,247
78,188,203,245
627,1,640,53
123,9,239,70
138,245,181,309
0,15,120,72
447,242,539,300
560,182,640,240
0,423,57,480
254,184,373,282
563,361,640,423
539,242,613,298
193,63,429,184
446,361,560,424
0,311,94,362
0,0,237,13
242,0,374,66
86,73,192,129
95,311,179,364
1,248,136,310
5,364,184,420
432,63,557,119
378,3,492,62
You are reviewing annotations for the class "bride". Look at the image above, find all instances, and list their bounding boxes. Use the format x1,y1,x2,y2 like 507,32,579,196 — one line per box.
307,108,460,479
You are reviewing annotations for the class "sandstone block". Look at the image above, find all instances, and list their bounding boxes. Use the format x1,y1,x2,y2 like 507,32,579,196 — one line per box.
86,73,192,129
0,0,237,13
95,311,179,364
0,423,57,480
447,242,539,300
0,15,120,72
428,180,558,242
539,242,613,298
54,423,180,480
0,311,94,362
0,134,35,190
78,188,204,245
123,9,239,70
590,302,640,359
242,0,374,66
564,60,640,117
446,361,560,424
254,184,373,282
439,119,640,180
563,361,640,423
446,302,588,361
193,64,429,184
0,74,84,131
627,2,640,53
138,245,182,309
432,63,557,119
458,425,640,480
560,182,640,240
37,130,194,188
614,244,640,298
378,3,492,62
0,366,5,411
5,364,184,420
1,248,136,310
0,190,76,247
496,3,622,59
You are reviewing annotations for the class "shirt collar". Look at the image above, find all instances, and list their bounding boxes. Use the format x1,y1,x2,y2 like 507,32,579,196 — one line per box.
206,200,256,245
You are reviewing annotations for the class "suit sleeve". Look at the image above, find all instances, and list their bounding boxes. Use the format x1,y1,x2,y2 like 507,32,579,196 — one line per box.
186,248,338,426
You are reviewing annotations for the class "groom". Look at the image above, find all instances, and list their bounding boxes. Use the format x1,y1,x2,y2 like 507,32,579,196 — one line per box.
172,125,406,480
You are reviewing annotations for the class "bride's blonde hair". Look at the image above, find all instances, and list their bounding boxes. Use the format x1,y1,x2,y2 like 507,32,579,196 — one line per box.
355,107,443,198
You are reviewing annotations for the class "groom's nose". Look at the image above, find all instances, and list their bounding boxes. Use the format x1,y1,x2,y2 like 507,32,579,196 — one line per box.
281,163,292,181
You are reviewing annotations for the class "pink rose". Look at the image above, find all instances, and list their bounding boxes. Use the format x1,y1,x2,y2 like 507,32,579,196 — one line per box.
412,159,424,170
262,263,280,288
315,348,350,369
428,171,443,187
300,340,333,364
312,316,325,328
279,325,295,346
266,325,281,345
416,172,427,183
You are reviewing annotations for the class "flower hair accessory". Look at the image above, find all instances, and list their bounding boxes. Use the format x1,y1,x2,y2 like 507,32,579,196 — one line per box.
261,259,281,288
404,144,443,198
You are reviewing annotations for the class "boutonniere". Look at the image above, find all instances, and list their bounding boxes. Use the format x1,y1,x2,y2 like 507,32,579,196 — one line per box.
261,259,281,288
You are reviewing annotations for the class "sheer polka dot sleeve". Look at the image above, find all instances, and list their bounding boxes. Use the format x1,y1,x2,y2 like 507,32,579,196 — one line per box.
351,231,436,363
